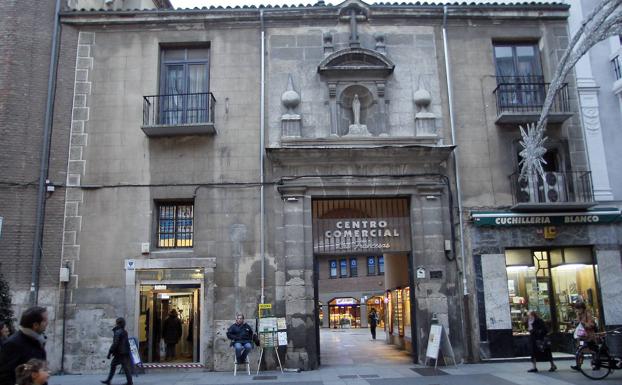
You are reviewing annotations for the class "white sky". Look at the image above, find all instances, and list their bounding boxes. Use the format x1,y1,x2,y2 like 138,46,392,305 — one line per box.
170,0,556,8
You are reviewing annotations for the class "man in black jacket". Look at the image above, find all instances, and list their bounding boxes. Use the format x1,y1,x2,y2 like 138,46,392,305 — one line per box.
102,317,133,385
226,314,254,364
0,306,48,385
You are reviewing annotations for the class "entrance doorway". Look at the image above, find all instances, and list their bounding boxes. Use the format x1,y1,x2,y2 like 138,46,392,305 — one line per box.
138,283,200,363
311,198,414,365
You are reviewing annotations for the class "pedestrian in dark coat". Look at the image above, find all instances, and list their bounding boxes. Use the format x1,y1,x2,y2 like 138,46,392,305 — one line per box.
101,317,133,385
368,309,379,340
162,309,182,360
0,321,10,351
226,314,254,363
527,311,556,373
0,306,48,385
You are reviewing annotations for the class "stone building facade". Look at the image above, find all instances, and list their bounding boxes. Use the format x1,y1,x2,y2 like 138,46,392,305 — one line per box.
3,0,621,374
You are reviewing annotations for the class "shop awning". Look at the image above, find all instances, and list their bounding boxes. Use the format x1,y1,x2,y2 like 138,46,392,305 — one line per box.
471,207,621,227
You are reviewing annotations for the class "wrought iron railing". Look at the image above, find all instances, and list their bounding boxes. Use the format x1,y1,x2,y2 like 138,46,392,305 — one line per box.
509,171,594,205
143,92,215,126
493,76,570,115
612,55,621,80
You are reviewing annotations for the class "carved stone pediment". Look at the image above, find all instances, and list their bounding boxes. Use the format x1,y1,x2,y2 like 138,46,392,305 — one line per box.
318,48,395,79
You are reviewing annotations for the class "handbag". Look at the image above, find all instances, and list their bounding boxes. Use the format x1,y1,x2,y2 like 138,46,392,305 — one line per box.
574,323,587,339
536,336,551,352
252,333,261,347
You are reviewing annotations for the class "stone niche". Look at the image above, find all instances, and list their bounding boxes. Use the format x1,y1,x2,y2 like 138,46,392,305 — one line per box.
318,48,394,138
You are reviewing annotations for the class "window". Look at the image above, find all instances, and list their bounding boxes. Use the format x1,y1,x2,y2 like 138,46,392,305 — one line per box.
494,43,544,108
340,259,348,277
505,248,600,336
367,256,376,275
494,43,542,81
350,258,358,277
329,260,337,278
160,47,210,125
378,256,384,275
157,202,193,248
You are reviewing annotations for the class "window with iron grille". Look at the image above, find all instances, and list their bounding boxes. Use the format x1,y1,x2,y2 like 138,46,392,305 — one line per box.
340,259,348,277
350,258,358,277
378,256,384,275
157,202,194,248
367,256,376,275
329,260,337,278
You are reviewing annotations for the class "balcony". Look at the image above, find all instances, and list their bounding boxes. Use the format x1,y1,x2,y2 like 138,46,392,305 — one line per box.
493,76,572,125
612,55,621,81
509,171,596,212
141,92,216,137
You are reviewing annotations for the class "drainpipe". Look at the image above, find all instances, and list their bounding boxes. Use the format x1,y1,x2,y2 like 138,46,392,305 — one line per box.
29,0,62,305
442,5,467,295
443,5,471,360
260,9,266,304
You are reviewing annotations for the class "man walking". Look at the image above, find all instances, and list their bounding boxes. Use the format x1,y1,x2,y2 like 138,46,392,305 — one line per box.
101,317,133,385
162,309,182,361
0,306,48,385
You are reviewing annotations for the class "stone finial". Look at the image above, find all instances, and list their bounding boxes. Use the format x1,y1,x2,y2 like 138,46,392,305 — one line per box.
281,75,302,138
281,75,300,114
413,87,432,111
413,85,436,138
323,32,334,55
374,33,386,54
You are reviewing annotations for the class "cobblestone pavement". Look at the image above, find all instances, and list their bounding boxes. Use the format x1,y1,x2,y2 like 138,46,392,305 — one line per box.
49,328,622,385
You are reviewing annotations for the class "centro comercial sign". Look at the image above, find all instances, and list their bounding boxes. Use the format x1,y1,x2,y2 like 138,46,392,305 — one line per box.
313,217,411,254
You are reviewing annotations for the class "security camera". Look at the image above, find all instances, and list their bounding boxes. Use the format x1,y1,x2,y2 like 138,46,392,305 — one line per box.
104,0,114,5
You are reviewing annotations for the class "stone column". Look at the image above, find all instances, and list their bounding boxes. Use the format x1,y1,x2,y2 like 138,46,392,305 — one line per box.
204,267,216,370
279,186,317,370
578,85,613,201
595,249,622,326
328,82,338,136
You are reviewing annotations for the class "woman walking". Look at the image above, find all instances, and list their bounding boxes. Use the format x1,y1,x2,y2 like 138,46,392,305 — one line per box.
527,311,556,373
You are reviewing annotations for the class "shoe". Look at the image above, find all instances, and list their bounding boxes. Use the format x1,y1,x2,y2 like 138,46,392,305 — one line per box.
100,381,110,384
549,365,557,372
570,365,579,371
527,368,538,373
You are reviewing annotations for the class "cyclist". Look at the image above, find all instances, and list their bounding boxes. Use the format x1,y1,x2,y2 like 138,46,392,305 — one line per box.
571,301,597,370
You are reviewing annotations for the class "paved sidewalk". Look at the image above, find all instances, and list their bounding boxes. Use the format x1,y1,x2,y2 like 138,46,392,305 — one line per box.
48,328,622,385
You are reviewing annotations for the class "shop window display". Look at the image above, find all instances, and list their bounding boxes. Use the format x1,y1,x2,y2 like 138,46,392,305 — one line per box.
505,247,599,336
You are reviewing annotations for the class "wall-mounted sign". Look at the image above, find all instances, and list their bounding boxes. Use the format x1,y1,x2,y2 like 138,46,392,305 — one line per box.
313,217,411,254
416,267,426,279
471,209,621,227
154,284,167,290
125,259,136,270
335,298,356,305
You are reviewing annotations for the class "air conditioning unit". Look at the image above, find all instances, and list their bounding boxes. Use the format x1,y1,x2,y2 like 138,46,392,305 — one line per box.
540,172,567,203
516,175,539,203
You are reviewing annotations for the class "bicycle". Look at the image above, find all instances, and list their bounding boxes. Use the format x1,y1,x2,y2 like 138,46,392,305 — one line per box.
574,327,622,380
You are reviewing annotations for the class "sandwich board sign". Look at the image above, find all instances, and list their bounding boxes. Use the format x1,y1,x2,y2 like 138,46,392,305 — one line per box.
424,324,457,368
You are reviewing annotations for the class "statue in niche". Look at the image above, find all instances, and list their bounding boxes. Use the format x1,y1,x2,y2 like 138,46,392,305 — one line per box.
352,94,361,125
346,93,370,136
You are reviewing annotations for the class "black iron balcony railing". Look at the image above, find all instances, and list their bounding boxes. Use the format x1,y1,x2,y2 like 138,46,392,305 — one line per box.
143,92,215,127
493,76,570,115
509,170,594,206
612,55,621,80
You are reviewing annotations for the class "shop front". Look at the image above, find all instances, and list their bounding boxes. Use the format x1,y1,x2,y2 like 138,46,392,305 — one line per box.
471,209,622,359
328,297,361,328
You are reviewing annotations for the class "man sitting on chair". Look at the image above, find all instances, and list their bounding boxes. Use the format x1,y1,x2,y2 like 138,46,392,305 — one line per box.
226,314,254,364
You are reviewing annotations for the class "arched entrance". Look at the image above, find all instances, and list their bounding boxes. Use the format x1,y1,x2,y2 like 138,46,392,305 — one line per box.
312,198,414,364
